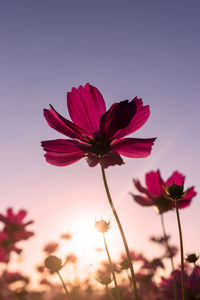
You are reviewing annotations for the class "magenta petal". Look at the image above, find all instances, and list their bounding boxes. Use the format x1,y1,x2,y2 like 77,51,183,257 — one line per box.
113,98,150,139
133,179,150,196
112,137,156,158
145,170,165,198
173,187,197,209
67,83,106,135
100,100,137,138
17,210,26,222
44,105,88,142
166,171,185,186
42,139,85,166
130,193,153,206
183,186,197,200
86,151,124,168
102,152,124,168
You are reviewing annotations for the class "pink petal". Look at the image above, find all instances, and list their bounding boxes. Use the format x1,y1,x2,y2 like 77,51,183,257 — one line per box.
16,210,27,222
112,137,156,158
113,98,150,139
166,171,185,186
67,83,106,135
7,208,14,218
183,186,197,200
42,139,85,166
133,179,150,196
130,193,153,206
172,187,196,209
44,105,89,142
86,152,124,168
100,100,137,138
145,170,165,198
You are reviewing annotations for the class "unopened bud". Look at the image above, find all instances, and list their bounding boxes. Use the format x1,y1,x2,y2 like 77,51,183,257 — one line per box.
44,255,62,273
164,181,187,200
185,253,199,264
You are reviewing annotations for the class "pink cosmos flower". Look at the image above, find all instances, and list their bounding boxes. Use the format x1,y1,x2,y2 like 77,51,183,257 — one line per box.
0,208,34,242
41,83,156,168
131,170,196,213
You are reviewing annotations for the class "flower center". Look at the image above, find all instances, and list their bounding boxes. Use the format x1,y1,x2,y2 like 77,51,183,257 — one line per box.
89,135,111,156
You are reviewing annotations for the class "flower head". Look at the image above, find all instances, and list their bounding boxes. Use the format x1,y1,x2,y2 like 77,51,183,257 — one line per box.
0,208,34,242
185,253,199,264
94,219,110,233
131,170,196,213
164,181,187,200
42,83,156,168
44,255,62,273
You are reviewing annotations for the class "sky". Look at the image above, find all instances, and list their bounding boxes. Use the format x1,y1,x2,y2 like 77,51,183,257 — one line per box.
0,0,200,285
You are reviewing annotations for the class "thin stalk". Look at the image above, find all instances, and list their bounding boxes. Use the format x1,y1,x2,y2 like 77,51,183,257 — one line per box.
160,213,177,300
125,269,133,291
100,156,139,300
57,271,72,300
175,198,186,300
103,233,121,300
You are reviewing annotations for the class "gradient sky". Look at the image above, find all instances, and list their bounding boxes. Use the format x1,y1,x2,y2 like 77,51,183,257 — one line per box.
1,0,200,284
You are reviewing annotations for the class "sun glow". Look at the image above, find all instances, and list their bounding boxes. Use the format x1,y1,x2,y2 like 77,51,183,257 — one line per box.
72,219,104,254
59,217,109,268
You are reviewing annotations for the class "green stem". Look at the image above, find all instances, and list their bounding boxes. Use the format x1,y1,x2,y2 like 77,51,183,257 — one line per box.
57,271,72,300
160,213,177,300
100,156,139,300
103,233,121,300
175,198,186,300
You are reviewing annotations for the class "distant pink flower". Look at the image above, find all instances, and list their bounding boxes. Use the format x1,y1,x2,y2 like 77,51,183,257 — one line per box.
131,170,196,213
43,242,58,254
65,253,77,264
42,83,156,168
0,208,34,242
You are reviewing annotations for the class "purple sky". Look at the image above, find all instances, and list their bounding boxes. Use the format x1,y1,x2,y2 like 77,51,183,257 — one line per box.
1,1,200,281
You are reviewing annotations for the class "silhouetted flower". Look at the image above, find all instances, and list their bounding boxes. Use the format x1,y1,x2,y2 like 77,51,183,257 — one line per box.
131,170,196,213
150,235,170,244
95,219,110,233
0,208,34,242
44,255,62,273
142,258,165,271
42,83,156,168
96,271,112,285
163,245,178,258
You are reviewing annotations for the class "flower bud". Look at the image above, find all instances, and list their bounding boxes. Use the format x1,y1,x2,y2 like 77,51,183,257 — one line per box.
185,253,199,264
96,272,112,285
94,219,110,233
44,255,62,273
164,181,187,200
